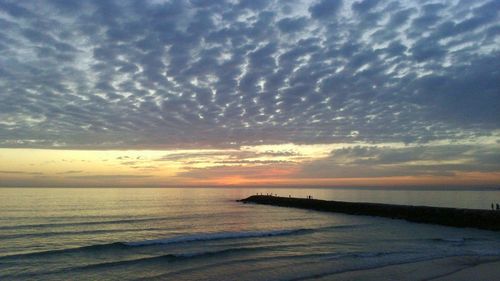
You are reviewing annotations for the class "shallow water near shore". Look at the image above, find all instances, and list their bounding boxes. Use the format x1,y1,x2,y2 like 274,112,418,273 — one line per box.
1,187,499,280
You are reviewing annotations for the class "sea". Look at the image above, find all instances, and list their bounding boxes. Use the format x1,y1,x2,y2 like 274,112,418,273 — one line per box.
1,187,499,280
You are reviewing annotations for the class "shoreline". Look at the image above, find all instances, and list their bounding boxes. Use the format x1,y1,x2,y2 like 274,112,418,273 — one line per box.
313,256,500,281
238,195,500,231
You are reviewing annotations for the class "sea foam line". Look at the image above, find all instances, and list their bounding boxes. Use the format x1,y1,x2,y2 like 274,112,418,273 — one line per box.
0,228,309,260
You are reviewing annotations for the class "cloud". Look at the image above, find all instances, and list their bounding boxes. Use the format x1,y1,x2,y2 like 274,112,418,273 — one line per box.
57,170,83,174
259,150,301,157
0,0,498,150
156,151,241,162
177,163,297,180
68,174,154,179
215,159,293,165
155,148,303,167
309,0,343,19
297,144,500,178
0,170,43,175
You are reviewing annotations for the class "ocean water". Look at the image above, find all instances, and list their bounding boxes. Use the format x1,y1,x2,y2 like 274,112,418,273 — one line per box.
0,187,499,280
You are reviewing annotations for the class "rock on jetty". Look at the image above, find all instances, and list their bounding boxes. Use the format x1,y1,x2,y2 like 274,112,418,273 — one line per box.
238,195,500,231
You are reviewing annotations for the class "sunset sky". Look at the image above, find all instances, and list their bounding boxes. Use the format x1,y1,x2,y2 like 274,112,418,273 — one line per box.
0,0,499,187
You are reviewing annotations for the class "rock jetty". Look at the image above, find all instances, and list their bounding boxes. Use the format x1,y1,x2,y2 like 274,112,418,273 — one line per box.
238,195,500,231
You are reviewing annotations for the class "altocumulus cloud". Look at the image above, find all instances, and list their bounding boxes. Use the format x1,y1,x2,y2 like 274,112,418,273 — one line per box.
0,0,499,149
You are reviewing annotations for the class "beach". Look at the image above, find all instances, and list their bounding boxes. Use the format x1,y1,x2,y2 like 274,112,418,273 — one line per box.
319,256,500,281
2,0,499,279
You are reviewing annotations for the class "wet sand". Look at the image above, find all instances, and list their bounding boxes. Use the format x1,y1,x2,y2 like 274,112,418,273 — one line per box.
315,256,500,281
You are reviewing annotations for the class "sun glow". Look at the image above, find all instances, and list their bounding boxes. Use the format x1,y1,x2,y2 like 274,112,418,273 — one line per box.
1,140,499,187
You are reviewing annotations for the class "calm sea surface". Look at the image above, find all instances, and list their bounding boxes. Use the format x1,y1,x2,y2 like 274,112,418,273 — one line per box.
1,187,499,280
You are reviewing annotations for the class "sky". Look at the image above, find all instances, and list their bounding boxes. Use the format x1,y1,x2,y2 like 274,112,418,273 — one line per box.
0,0,499,187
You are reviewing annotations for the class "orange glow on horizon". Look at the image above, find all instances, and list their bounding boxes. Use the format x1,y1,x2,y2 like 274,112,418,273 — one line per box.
216,176,249,185
1,148,499,187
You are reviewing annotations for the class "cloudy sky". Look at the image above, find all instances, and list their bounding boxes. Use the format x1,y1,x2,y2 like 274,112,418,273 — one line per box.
0,0,499,187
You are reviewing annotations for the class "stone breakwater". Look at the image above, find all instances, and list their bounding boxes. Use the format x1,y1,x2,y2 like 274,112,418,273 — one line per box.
238,195,500,231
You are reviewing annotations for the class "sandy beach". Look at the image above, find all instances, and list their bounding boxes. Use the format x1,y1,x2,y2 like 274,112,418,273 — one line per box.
314,256,500,281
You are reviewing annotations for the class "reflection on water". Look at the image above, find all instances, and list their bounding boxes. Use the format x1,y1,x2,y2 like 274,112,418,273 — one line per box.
0,187,499,280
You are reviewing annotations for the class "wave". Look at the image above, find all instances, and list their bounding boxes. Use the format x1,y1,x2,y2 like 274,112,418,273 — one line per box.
375,236,491,244
0,227,169,240
0,228,309,260
431,237,475,243
0,224,378,260
77,246,268,270
2,245,417,279
1,244,288,279
0,217,173,231
316,223,374,232
125,229,310,246
0,242,128,260
0,211,251,231
323,251,413,261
